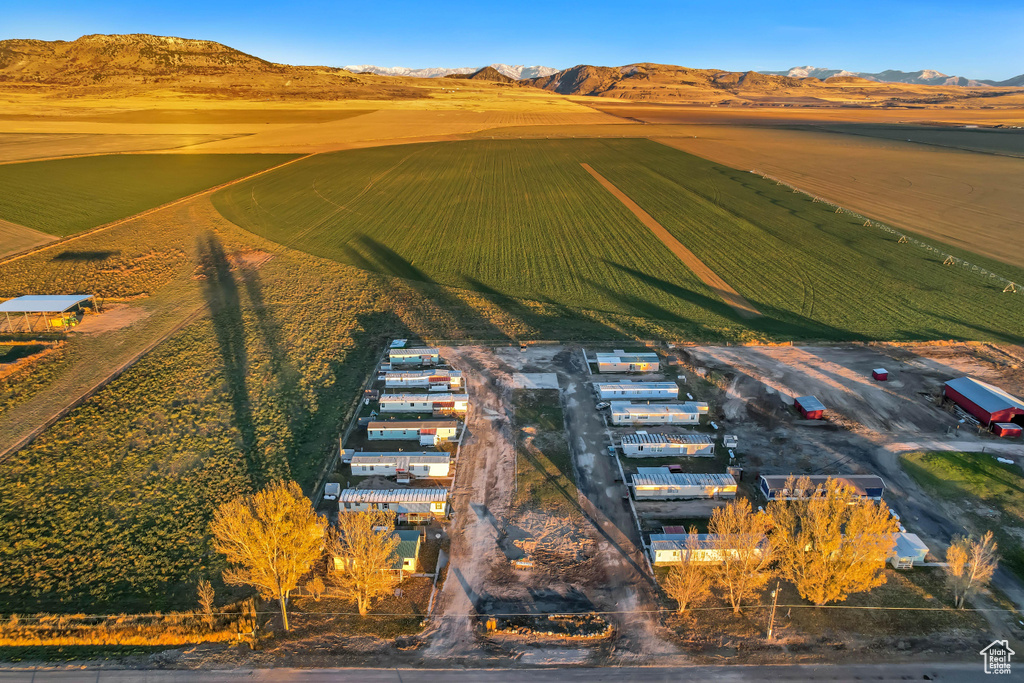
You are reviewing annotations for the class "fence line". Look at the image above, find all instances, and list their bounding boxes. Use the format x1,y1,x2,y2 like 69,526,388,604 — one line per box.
749,170,1020,294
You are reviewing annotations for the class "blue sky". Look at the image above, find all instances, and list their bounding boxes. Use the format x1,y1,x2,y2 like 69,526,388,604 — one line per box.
2,1,1022,80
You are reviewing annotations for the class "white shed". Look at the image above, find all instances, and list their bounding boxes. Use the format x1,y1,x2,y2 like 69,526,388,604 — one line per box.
350,452,451,478
384,369,463,391
594,351,660,373
595,381,678,401
379,393,469,414
890,533,930,569
632,470,736,500
610,401,708,426
621,432,715,457
338,488,449,522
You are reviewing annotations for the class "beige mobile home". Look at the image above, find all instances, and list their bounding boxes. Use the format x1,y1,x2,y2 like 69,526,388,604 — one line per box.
379,392,469,414
388,347,440,367
595,381,678,401
632,470,737,500
350,452,451,478
367,420,458,445
610,401,708,426
621,432,715,457
338,488,449,522
384,369,463,391
595,351,660,373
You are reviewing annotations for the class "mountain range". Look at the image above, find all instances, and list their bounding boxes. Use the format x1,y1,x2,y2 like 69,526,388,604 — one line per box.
761,65,1024,88
345,64,559,80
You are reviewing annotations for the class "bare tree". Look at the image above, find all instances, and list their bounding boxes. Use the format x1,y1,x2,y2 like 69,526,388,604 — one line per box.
327,509,402,616
709,498,773,613
769,477,898,606
197,579,216,630
305,575,326,602
662,527,714,614
210,480,327,631
946,531,999,608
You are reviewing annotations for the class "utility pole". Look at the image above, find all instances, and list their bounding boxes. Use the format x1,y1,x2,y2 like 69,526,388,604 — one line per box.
767,580,781,641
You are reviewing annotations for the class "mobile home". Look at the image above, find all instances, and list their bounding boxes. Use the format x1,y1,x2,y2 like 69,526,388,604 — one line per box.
379,393,469,414
631,470,736,500
333,529,422,576
595,351,660,373
610,401,708,426
367,420,458,445
350,452,451,478
889,532,929,569
759,474,886,502
338,488,449,522
388,347,441,367
620,432,715,457
384,369,463,391
648,533,762,566
595,381,678,401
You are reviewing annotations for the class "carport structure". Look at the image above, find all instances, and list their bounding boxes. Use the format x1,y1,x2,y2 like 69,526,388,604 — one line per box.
0,294,97,333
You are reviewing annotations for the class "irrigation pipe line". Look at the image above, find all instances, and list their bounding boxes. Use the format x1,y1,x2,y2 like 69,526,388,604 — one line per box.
9,605,1019,621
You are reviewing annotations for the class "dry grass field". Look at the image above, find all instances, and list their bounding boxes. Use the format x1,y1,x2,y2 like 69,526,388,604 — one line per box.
0,219,55,259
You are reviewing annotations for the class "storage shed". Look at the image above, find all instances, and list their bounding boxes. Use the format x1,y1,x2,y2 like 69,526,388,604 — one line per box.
367,420,458,445
338,488,448,522
379,393,468,414
759,474,886,501
872,368,889,381
610,401,709,426
595,381,678,401
620,432,715,457
890,533,929,569
794,395,825,419
632,471,736,500
648,533,763,566
388,347,440,367
385,369,463,391
944,377,1024,427
0,294,98,333
993,423,1022,438
350,452,451,478
595,350,660,373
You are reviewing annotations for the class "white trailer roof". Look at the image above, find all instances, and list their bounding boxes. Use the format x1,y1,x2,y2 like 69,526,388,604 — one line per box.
379,393,468,402
595,381,677,390
632,472,736,488
338,488,448,503
621,432,713,446
611,401,707,415
350,453,451,465
0,294,94,313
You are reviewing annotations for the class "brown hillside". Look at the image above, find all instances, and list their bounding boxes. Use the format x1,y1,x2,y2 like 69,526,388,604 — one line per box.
448,66,515,83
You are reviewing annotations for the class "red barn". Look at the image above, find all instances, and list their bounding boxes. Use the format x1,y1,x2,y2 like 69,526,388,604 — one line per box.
872,368,888,381
944,377,1024,427
993,423,1022,438
794,395,825,420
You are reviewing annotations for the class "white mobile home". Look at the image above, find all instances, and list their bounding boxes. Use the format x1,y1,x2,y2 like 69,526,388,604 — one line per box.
384,369,463,391
610,401,709,426
338,488,449,522
649,533,763,566
890,533,929,569
595,351,660,373
367,420,458,445
379,393,469,414
621,432,715,457
595,381,678,401
632,470,736,500
388,347,440,367
350,452,451,478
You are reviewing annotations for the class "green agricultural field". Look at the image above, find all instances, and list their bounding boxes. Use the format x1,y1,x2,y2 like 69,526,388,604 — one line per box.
0,153,297,236
214,138,1024,343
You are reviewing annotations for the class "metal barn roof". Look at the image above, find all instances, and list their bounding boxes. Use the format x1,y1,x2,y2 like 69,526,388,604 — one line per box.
0,294,94,313
595,381,677,390
350,453,451,465
632,472,736,488
795,396,826,411
945,377,1024,414
338,488,448,503
621,432,713,446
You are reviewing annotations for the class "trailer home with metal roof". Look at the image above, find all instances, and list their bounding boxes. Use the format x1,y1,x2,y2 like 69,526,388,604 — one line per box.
621,432,715,457
388,347,440,367
338,488,449,522
610,401,708,426
944,376,1024,427
648,533,762,565
758,474,886,501
595,351,660,373
367,420,458,445
632,470,736,500
378,393,468,414
384,369,463,391
349,452,451,478
595,381,678,401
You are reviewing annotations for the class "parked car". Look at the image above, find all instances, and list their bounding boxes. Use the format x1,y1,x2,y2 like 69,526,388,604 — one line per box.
607,445,617,457
596,402,610,409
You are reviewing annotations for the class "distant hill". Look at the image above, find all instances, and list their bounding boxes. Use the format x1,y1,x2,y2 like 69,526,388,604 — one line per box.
344,63,558,80
448,66,515,83
761,65,1024,87
0,33,426,99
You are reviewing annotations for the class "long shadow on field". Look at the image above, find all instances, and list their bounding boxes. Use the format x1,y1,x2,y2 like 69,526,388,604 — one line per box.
197,234,262,485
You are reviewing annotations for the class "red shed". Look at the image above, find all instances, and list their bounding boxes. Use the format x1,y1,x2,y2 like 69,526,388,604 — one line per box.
794,395,825,420
944,377,1024,427
993,423,1022,438
872,368,888,381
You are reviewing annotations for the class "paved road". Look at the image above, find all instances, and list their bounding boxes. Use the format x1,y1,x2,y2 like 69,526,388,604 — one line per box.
0,663,992,682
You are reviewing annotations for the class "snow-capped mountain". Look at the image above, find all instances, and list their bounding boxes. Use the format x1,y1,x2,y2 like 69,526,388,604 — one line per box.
345,63,558,80
759,65,1006,87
